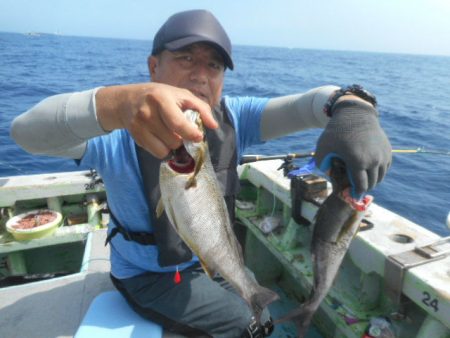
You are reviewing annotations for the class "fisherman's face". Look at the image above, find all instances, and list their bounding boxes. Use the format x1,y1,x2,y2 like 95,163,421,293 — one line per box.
149,43,225,108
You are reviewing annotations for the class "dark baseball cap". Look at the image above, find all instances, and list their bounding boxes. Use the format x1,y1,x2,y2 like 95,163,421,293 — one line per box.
151,9,234,70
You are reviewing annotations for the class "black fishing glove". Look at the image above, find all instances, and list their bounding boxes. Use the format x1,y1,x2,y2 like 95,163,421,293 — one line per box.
314,99,392,198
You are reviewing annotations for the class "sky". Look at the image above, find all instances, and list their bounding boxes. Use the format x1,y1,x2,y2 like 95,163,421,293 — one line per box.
1,0,450,56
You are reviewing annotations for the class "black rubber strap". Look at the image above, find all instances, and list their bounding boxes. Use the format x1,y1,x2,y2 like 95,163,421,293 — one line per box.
104,209,156,246
323,84,377,117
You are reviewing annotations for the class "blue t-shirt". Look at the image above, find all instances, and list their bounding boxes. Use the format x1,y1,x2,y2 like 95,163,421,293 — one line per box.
79,96,269,278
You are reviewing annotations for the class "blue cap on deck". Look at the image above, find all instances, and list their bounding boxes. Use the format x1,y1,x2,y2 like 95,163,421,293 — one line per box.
151,9,234,70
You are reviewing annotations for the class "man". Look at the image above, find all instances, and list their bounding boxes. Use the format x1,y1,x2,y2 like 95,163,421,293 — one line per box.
10,9,391,338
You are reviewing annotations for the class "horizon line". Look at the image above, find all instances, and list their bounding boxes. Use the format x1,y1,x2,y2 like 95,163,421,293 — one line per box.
1,30,450,59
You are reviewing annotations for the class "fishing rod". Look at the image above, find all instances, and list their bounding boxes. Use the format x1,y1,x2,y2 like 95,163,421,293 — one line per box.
240,147,450,164
392,147,450,156
239,152,314,164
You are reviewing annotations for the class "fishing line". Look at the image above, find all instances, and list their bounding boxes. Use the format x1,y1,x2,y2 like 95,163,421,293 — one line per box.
79,258,110,271
271,180,277,217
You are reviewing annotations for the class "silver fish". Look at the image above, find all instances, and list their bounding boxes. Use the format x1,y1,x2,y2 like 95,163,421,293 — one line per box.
276,159,373,337
157,110,279,323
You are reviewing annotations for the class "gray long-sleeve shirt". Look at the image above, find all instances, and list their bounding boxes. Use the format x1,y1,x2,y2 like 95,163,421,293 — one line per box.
10,86,337,159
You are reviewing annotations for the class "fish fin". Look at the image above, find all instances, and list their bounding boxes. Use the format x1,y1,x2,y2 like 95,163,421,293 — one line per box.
274,304,313,338
193,144,205,177
250,286,279,323
293,314,313,338
185,175,197,189
155,198,165,218
185,144,205,189
199,257,216,279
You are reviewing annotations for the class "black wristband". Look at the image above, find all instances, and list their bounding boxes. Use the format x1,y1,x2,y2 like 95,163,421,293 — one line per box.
323,84,377,117
332,99,379,118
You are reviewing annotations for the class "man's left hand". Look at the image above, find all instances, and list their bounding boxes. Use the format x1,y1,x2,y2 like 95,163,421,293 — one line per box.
314,98,392,198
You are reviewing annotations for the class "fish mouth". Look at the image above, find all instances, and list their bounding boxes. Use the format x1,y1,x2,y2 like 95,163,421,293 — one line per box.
339,188,373,211
168,146,195,174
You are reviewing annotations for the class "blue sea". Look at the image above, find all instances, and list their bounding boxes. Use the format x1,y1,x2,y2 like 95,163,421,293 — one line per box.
1,32,449,236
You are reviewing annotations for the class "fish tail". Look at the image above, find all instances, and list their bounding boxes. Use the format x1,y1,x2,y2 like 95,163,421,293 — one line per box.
274,304,313,338
294,316,312,338
250,286,279,323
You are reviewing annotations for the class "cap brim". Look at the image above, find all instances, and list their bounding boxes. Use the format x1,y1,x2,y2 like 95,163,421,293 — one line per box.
165,36,234,70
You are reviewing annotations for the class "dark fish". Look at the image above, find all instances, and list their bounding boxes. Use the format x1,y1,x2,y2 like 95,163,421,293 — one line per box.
276,159,373,337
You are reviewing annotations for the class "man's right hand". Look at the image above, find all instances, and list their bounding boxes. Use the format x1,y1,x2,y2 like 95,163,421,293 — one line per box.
95,83,217,158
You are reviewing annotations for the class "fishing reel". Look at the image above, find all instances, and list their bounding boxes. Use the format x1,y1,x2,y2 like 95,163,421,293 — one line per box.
276,155,299,177
240,152,314,177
